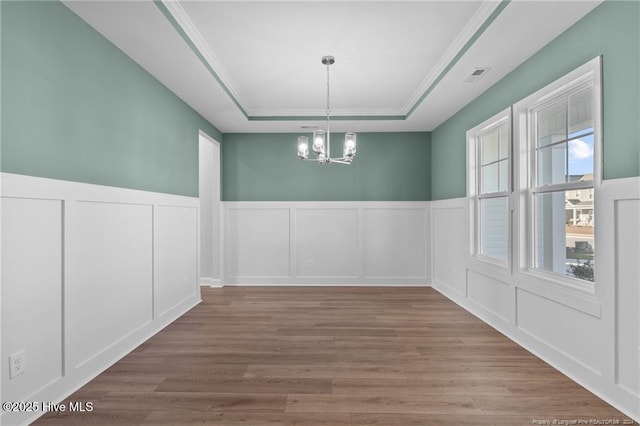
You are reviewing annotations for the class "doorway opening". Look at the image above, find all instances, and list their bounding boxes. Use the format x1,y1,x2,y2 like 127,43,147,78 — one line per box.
198,131,222,286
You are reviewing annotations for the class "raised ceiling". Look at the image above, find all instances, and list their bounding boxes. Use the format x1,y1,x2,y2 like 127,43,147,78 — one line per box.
63,0,601,133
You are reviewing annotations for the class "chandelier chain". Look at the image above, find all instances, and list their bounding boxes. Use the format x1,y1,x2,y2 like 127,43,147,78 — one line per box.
326,61,331,123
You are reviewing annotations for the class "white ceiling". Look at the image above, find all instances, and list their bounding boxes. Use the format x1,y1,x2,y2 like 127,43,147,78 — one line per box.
63,0,601,134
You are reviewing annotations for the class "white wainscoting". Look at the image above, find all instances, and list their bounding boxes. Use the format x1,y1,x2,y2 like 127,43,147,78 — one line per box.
70,201,154,369
1,173,200,426
362,208,427,279
154,205,199,317
466,270,510,324
296,208,358,278
430,176,640,422
223,201,430,286
432,199,467,296
615,199,640,397
1,197,64,406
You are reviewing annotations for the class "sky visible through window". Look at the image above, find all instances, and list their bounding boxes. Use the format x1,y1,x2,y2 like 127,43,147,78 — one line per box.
568,130,594,176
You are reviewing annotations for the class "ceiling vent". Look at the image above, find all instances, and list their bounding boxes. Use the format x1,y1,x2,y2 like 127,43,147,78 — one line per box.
463,67,491,83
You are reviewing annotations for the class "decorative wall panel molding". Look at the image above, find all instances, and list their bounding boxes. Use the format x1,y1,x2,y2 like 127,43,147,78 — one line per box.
0,173,200,426
466,269,510,323
430,177,640,422
224,201,430,286
1,197,64,404
431,200,466,295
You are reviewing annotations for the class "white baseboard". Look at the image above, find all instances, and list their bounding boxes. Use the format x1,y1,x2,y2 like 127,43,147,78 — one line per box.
200,277,223,287
222,281,431,287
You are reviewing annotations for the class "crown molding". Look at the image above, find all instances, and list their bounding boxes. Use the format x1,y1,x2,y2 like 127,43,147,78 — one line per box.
155,0,509,122
404,0,510,118
402,0,505,114
156,0,250,117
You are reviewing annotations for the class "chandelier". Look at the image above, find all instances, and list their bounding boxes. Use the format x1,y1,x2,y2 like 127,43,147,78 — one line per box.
297,56,357,164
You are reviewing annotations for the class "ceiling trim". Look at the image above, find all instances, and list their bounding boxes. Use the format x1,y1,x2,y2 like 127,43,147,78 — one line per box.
153,0,250,119
247,114,405,122
154,0,510,123
405,0,510,118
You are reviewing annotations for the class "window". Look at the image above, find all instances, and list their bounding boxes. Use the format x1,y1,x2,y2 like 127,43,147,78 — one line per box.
467,109,511,264
468,58,601,288
516,57,601,286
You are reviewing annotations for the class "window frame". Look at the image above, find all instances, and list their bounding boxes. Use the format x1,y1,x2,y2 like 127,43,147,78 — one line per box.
514,56,602,292
467,108,512,268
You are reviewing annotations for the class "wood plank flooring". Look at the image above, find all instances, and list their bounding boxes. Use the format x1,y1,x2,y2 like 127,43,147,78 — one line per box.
35,287,636,425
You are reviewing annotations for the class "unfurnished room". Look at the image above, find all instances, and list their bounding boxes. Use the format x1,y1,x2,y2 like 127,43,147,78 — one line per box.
1,1,639,425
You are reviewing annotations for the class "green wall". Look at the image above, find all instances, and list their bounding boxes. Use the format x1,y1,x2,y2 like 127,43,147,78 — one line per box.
6,1,634,202
1,1,221,197
431,1,640,200
222,132,431,201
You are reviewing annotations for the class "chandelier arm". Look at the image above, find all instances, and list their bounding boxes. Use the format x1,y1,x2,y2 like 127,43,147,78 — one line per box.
298,55,355,165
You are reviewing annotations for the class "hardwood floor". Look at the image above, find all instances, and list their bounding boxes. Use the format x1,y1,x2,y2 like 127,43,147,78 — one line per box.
35,287,635,425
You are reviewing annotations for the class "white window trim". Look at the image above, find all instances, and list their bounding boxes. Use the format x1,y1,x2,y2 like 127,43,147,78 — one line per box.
513,56,602,295
467,107,512,269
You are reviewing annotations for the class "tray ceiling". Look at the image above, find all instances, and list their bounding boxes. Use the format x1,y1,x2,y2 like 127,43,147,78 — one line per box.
63,0,601,133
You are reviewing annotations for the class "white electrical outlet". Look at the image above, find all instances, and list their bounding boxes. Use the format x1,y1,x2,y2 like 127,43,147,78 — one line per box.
9,350,26,379
307,259,314,268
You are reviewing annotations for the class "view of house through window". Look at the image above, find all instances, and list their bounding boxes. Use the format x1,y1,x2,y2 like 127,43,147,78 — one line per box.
532,81,596,282
468,58,600,285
